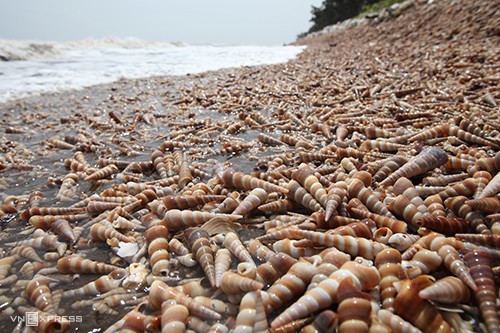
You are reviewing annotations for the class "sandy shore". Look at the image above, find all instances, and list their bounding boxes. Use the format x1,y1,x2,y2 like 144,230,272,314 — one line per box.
0,0,498,331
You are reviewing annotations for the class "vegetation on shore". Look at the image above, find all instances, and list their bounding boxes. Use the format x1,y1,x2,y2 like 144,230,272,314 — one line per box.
302,0,405,36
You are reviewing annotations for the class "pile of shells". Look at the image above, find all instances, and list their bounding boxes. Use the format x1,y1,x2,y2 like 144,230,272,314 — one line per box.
0,0,499,332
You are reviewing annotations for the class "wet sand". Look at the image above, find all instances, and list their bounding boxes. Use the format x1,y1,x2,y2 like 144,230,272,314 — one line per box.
0,0,498,331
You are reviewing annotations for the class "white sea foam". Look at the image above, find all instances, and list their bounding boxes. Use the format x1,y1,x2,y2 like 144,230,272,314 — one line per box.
0,37,305,103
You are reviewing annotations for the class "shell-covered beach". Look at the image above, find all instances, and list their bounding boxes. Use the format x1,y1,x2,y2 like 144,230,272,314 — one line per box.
0,0,499,332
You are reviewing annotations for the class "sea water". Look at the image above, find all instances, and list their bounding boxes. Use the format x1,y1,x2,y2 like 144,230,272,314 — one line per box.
0,37,305,103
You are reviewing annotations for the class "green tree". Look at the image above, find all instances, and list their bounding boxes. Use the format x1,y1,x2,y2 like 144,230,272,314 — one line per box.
308,0,365,33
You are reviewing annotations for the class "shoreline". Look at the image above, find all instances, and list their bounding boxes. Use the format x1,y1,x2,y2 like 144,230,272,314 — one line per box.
0,0,498,331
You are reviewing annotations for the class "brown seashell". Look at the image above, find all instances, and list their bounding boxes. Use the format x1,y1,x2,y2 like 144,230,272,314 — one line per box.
379,147,449,187
161,302,189,333
219,271,264,294
149,280,221,320
463,249,500,333
263,259,318,313
185,228,217,287
219,168,288,194
375,248,408,311
57,255,117,274
231,188,268,216
418,276,470,304
270,261,380,328
393,276,452,333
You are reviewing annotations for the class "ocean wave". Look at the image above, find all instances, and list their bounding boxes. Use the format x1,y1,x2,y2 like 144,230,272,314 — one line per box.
0,37,188,61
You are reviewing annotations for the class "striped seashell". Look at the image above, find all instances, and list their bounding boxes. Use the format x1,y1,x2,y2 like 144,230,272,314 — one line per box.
90,222,135,243
360,139,407,152
215,248,232,288
62,268,127,298
348,200,407,233
28,213,87,229
151,149,167,178
105,303,160,332
25,276,56,314
169,238,190,256
161,194,226,210
472,170,493,199
423,195,446,217
55,172,80,201
415,216,470,235
87,201,123,215
379,147,449,187
441,156,475,171
246,239,275,262
212,191,241,214
287,180,323,212
300,310,338,333
270,261,380,329
219,271,264,294
219,168,288,194
455,233,500,248
373,155,409,183
273,238,319,258
388,233,420,252
297,151,336,163
408,124,449,142
6,235,67,256
160,209,242,230
234,290,267,333
465,197,500,214
145,225,171,276
418,276,470,304
422,172,468,186
329,221,373,239
185,228,216,287
337,290,371,333
263,260,318,313
235,263,256,284
84,164,119,181
174,151,193,189
436,178,477,200
20,206,86,222
348,178,395,218
373,227,393,244
393,276,453,333
448,125,498,148
255,252,297,286
402,249,442,277
258,198,297,214
258,132,285,146
223,232,255,266
51,219,76,244
161,302,189,333
416,233,477,291
56,255,118,274
325,184,348,221
463,249,500,333
444,195,491,234
292,166,329,209
19,261,52,280
292,229,388,260
378,309,423,333
375,248,408,311
11,245,42,262
149,280,221,320
232,188,268,216
176,253,198,267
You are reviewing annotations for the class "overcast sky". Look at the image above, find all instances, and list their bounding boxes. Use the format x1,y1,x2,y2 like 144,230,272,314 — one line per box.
0,0,324,45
